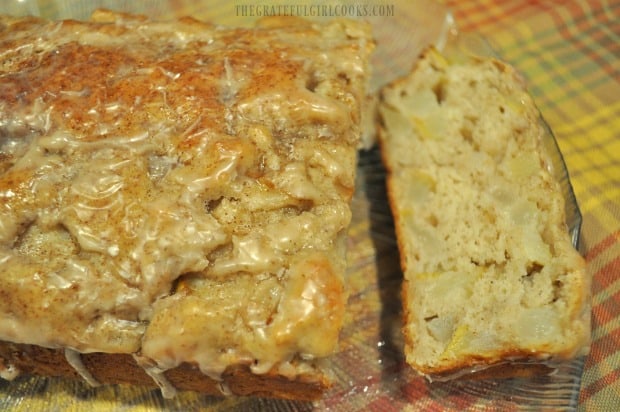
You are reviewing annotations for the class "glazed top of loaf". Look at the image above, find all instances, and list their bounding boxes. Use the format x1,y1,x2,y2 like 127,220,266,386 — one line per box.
0,9,373,381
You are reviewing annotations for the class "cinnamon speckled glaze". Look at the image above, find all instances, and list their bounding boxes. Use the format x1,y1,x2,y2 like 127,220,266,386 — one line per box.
0,9,373,399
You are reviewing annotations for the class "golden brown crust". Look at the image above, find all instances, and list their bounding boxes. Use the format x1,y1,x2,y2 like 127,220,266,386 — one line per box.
468,364,554,380
0,341,327,400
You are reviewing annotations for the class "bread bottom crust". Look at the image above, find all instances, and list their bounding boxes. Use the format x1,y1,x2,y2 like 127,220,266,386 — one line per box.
0,341,327,401
425,360,557,382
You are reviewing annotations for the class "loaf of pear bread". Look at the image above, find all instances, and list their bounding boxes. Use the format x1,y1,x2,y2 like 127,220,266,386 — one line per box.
0,9,373,399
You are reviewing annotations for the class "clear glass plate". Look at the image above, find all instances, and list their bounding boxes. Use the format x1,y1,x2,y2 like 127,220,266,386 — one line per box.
0,1,585,410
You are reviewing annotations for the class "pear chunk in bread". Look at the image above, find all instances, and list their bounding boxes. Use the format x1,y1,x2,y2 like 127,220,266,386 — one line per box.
378,47,590,379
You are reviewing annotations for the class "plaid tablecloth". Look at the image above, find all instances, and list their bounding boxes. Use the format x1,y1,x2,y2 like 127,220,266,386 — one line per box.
0,1,618,411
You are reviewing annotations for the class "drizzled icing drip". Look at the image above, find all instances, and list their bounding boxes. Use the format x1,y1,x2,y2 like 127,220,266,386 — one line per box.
132,354,178,399
217,381,233,397
64,348,101,387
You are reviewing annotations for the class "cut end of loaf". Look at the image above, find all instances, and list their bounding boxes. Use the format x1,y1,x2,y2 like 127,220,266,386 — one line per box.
378,47,591,378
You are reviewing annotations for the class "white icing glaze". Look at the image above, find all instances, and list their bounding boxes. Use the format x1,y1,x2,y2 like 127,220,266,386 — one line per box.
64,348,101,387
0,12,372,393
133,355,177,399
217,382,233,397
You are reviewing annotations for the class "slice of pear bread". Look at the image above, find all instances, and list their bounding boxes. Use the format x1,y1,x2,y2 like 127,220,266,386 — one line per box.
378,47,590,379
